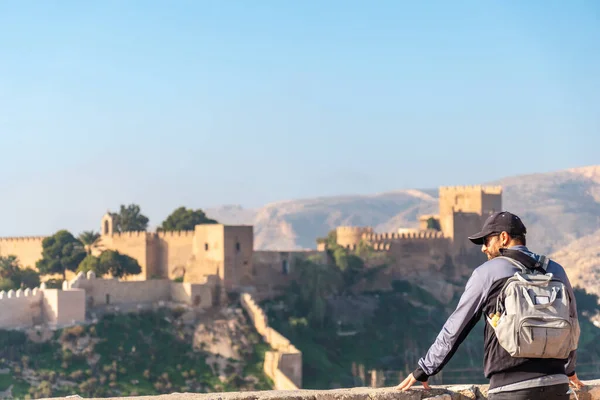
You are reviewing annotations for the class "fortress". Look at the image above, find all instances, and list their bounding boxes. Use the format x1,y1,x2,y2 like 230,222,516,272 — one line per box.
325,185,502,253
0,184,502,315
0,184,503,309
0,185,503,391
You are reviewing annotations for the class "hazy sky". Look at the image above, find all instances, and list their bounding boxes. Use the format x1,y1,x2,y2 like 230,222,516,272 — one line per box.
1,0,599,236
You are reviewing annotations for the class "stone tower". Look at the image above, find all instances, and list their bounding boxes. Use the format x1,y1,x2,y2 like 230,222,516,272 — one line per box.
335,226,374,250
101,212,116,236
438,185,502,249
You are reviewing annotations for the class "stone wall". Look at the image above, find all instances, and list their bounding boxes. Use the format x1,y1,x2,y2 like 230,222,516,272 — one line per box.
68,272,215,309
41,288,86,326
240,292,302,390
0,288,44,328
49,380,600,400
0,236,44,269
0,286,85,329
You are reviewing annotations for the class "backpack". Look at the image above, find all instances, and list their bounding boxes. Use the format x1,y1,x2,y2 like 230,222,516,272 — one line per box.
487,251,580,359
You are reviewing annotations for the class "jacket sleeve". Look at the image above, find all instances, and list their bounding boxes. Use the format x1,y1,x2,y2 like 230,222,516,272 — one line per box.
412,268,487,381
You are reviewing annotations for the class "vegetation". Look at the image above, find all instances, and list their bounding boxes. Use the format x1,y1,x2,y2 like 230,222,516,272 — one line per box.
0,256,40,291
111,204,149,232
261,239,600,388
77,250,141,278
426,217,441,231
35,230,86,280
78,231,101,255
0,307,272,398
160,206,218,231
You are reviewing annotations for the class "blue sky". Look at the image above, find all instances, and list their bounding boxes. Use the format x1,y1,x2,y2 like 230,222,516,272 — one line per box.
1,0,599,235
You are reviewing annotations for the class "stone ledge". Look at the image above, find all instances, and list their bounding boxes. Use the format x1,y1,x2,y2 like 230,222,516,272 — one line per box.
52,380,600,400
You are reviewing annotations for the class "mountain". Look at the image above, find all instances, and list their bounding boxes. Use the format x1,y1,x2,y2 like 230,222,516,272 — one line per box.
488,165,600,254
204,165,600,254
551,228,600,296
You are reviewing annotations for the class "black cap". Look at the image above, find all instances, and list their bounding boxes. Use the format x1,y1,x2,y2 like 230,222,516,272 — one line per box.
468,211,527,245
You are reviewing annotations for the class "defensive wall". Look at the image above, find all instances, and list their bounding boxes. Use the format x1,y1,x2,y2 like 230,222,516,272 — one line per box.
0,285,85,329
0,236,44,269
250,250,325,300
0,272,217,330
49,380,600,400
240,292,302,390
68,271,216,309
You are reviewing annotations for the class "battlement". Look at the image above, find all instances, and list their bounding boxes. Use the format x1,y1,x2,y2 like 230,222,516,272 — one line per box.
108,231,149,238
336,226,374,234
363,231,444,241
0,236,46,242
156,230,196,239
439,185,502,195
0,287,42,300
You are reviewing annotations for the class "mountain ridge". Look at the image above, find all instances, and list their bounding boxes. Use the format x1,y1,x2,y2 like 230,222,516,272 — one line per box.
205,165,600,254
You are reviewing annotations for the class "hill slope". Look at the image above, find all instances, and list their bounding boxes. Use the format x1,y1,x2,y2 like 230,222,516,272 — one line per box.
551,228,600,296
206,165,600,255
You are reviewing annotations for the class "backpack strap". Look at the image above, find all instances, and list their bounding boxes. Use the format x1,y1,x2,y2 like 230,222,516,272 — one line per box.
498,248,549,274
535,255,550,272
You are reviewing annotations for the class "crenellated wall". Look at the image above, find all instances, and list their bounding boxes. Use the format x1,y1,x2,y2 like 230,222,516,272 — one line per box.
68,271,216,309
0,236,44,269
336,226,374,250
96,231,151,280
0,287,44,328
240,293,302,390
0,285,85,329
154,230,195,279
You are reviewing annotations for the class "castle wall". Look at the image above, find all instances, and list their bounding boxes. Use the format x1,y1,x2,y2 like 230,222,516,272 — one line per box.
438,185,502,239
451,212,486,251
170,282,213,308
336,227,373,250
0,288,43,329
155,231,195,279
240,293,302,389
98,232,150,280
0,237,44,269
482,190,502,215
223,226,254,291
41,288,86,326
70,275,171,307
188,225,226,283
251,250,324,299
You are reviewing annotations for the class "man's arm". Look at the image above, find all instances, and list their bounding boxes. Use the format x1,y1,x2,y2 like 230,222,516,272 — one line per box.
412,268,487,381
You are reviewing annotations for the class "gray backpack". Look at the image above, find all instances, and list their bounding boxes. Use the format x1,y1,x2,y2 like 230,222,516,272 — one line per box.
488,255,580,359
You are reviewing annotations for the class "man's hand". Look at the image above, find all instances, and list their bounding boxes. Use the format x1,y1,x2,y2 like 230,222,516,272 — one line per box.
394,373,431,392
569,373,585,389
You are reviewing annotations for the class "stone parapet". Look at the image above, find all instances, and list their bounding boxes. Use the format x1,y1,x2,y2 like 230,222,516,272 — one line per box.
49,380,600,399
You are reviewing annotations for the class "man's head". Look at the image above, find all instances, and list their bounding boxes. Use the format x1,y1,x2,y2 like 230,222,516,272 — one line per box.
468,211,527,259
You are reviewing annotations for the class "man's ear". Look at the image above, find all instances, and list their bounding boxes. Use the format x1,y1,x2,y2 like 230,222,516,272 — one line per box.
500,231,510,246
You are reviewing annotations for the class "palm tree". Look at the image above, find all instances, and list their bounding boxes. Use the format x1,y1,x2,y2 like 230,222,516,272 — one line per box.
78,231,102,255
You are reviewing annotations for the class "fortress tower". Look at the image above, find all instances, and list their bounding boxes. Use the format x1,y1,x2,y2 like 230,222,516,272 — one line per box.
439,185,502,249
335,226,374,250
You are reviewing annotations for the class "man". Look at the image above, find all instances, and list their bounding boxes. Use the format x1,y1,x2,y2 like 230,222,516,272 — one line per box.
395,211,585,399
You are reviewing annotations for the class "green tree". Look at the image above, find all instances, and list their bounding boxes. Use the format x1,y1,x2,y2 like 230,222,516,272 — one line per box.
292,258,342,327
160,206,217,231
113,204,149,232
77,255,106,276
78,231,101,255
36,230,86,280
0,255,41,290
426,217,441,231
98,250,142,278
